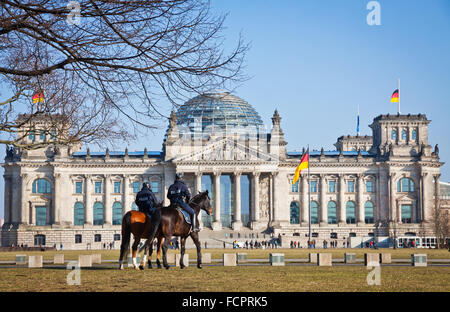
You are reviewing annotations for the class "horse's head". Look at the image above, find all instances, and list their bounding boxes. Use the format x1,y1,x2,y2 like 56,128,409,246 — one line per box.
191,190,213,215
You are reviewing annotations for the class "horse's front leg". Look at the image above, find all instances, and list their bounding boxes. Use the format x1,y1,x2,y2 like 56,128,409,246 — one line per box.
131,238,141,270
190,232,202,269
180,237,186,269
162,236,171,270
139,240,149,270
156,236,164,269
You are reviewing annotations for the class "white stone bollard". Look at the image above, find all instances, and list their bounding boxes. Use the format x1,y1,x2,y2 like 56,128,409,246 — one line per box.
54,254,65,265
236,253,248,264
309,253,318,263
28,255,43,268
270,253,285,266
92,254,101,264
223,253,237,266
79,255,92,268
344,253,356,264
15,254,27,265
380,253,391,264
411,254,427,267
364,253,380,267
317,253,332,266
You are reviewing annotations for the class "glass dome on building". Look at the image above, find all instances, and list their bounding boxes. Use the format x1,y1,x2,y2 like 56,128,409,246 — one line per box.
176,91,264,134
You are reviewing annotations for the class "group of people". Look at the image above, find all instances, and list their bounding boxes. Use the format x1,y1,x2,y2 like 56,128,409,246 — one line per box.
242,239,279,249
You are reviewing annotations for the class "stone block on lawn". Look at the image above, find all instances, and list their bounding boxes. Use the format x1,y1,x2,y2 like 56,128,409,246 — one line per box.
201,253,211,264
364,253,380,267
92,254,101,264
270,253,285,266
28,255,43,268
176,254,189,267
223,253,237,266
380,253,391,264
166,253,176,265
53,254,65,265
317,253,332,266
344,253,356,264
15,254,27,265
236,253,248,264
79,255,92,268
309,253,317,263
411,254,427,267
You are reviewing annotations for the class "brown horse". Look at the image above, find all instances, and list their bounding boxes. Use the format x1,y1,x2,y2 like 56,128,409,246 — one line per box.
118,201,163,270
144,190,212,270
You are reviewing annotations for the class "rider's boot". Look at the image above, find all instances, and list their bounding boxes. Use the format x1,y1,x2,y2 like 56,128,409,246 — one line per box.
191,215,200,232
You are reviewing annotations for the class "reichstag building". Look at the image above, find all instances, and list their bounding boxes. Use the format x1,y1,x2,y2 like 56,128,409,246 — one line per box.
1,91,444,249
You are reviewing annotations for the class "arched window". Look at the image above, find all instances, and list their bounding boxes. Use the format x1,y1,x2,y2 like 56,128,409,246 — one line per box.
327,201,337,224
112,202,123,225
131,202,138,211
397,178,415,192
290,201,300,224
391,129,397,140
364,201,374,224
74,202,85,225
32,178,51,194
310,201,319,224
346,201,356,224
93,202,104,225
401,129,407,140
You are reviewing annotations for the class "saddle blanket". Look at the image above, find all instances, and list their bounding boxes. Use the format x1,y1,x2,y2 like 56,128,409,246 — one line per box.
176,208,191,224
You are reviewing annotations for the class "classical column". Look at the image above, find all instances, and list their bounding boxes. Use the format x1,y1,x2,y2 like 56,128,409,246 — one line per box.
104,175,112,225
357,174,365,224
195,172,202,194
338,174,346,224
11,172,21,224
20,173,29,224
53,173,61,225
123,175,130,213
251,172,260,225
212,171,221,230
85,175,93,225
300,174,308,225
232,172,242,231
271,172,278,225
3,176,11,224
389,173,396,223
319,174,327,225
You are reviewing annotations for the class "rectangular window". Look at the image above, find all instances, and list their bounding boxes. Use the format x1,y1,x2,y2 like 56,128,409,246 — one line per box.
310,181,317,193
328,181,336,193
366,181,374,193
94,234,102,242
35,206,47,226
348,181,355,193
401,204,412,223
114,234,121,241
28,131,35,142
291,180,298,193
39,130,46,141
75,181,83,194
151,181,159,193
114,181,121,193
95,181,102,193
75,234,82,244
133,181,140,193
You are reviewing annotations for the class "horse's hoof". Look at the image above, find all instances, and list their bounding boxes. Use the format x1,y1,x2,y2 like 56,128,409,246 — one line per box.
165,266,170,270
119,266,124,270
197,264,202,269
180,265,185,269
139,265,144,271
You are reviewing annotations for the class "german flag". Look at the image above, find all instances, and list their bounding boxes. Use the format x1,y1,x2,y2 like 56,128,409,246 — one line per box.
293,148,309,185
32,92,44,104
390,89,399,103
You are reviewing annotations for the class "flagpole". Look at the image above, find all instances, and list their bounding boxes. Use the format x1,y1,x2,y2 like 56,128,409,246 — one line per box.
398,78,401,114
308,144,311,248
357,103,360,136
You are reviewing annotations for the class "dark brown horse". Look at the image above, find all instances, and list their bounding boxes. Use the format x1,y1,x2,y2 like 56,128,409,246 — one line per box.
144,190,212,270
118,201,163,270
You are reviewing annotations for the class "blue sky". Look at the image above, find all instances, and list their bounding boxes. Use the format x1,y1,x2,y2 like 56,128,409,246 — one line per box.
1,0,449,219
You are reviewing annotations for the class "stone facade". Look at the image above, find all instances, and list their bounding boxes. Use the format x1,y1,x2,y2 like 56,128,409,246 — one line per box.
0,92,445,250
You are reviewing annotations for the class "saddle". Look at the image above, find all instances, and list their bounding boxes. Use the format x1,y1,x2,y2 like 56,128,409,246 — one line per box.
176,208,191,225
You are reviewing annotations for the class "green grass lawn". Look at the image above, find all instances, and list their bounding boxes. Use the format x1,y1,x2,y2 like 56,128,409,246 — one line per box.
0,265,448,292
0,248,449,292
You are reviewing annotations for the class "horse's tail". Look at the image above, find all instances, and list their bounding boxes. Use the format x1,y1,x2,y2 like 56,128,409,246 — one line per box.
119,211,132,264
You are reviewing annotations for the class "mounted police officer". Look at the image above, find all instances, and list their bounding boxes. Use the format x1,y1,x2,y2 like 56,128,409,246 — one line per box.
167,173,199,232
135,182,158,218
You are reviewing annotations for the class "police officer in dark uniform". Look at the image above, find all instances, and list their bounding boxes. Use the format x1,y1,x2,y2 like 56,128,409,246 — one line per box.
167,173,199,232
135,182,158,218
